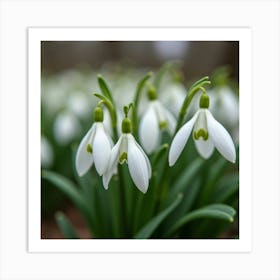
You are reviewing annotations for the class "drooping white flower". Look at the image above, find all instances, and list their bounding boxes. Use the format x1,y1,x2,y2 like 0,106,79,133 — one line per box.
139,99,176,154
67,91,92,119
169,94,236,166
103,118,151,193
53,110,81,145
75,107,113,177
160,83,186,116
211,86,239,127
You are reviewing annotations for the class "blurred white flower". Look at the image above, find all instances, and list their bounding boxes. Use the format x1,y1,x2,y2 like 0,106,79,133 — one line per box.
169,107,236,166
160,83,186,116
76,122,113,177
67,91,92,119
209,86,239,128
139,100,176,154
53,110,81,145
41,136,54,168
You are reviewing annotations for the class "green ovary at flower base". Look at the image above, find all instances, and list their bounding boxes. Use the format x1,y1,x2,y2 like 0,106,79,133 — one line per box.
169,93,236,166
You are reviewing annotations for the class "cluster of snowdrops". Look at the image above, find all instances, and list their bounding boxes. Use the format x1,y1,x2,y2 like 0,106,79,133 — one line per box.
43,64,239,239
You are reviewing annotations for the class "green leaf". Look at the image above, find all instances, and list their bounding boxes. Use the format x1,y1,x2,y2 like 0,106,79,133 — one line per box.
132,71,153,138
211,173,239,203
189,76,210,91
55,212,79,239
166,204,236,237
153,60,181,90
134,193,183,239
169,158,204,198
42,170,94,232
97,74,114,103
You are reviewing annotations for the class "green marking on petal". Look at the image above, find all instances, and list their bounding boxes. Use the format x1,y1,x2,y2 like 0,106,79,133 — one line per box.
87,144,93,154
193,129,208,140
119,152,127,164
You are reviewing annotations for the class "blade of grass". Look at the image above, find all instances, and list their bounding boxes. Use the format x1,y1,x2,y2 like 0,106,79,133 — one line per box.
134,193,183,239
166,204,236,237
55,212,80,239
42,170,95,234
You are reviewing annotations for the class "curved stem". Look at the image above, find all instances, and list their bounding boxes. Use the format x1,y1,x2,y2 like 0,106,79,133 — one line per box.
132,72,153,139
175,80,211,134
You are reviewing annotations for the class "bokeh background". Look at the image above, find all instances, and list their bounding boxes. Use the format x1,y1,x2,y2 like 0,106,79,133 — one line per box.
41,41,239,238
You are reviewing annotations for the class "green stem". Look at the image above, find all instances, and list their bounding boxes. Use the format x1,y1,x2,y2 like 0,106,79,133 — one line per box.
175,80,211,134
94,93,118,141
153,157,170,215
117,165,128,237
132,72,153,140
153,60,182,90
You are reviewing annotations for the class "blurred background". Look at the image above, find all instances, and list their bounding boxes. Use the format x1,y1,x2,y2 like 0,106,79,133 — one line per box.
42,41,238,78
41,41,239,238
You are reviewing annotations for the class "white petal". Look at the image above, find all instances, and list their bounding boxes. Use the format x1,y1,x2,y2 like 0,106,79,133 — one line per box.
194,138,215,159
102,135,122,189
161,106,176,135
127,136,150,193
92,123,112,176
139,104,160,154
75,125,95,176
168,112,198,166
206,110,236,163
131,135,152,179
102,108,113,136
102,172,112,190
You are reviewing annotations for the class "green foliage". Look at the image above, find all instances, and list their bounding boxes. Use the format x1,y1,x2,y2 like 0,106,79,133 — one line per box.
55,212,80,239
135,193,183,239
41,64,239,239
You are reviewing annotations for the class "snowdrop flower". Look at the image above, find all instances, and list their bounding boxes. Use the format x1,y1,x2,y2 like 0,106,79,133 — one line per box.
160,83,186,116
76,107,113,177
169,93,236,166
139,86,176,154
67,91,92,119
103,117,151,193
53,110,81,145
209,86,239,128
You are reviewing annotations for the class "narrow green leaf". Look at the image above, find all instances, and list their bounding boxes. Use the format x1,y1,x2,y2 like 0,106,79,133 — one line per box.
132,71,153,138
151,143,169,167
197,157,228,206
189,76,210,91
97,74,113,103
55,212,79,239
211,173,239,203
166,204,236,237
42,170,94,232
153,60,181,90
135,193,183,239
169,158,204,198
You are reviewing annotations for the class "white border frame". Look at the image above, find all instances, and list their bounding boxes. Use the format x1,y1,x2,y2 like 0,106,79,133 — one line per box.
28,27,252,253
1,1,279,279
